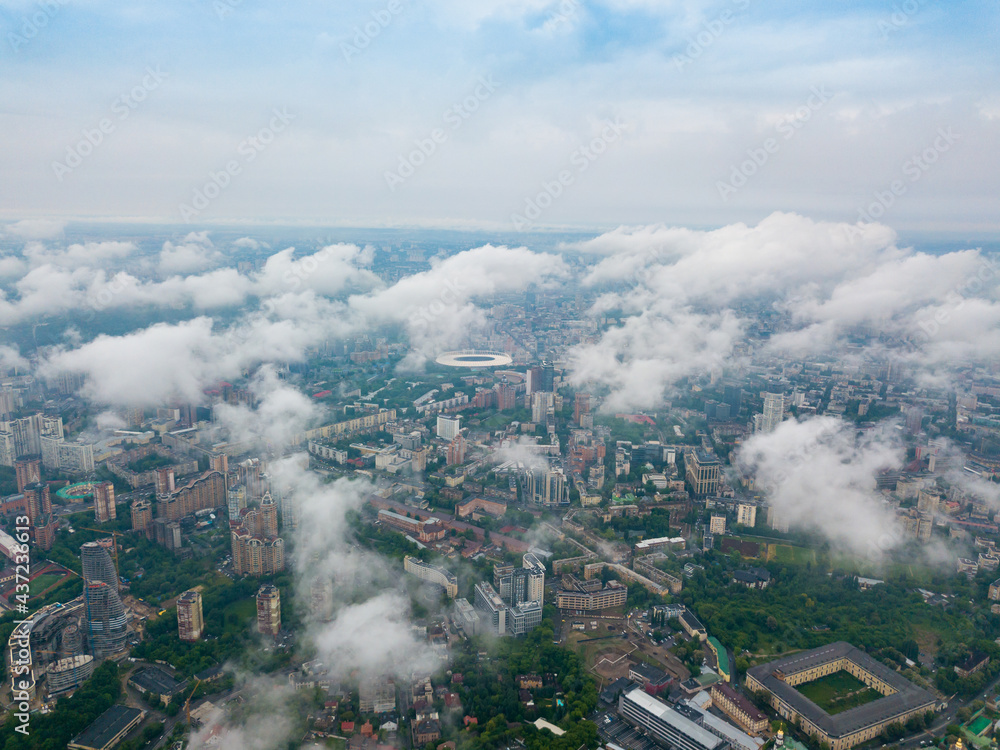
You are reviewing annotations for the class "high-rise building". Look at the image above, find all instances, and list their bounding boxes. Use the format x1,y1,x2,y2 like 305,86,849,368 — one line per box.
526,467,568,506
231,526,285,577
573,392,591,424
156,470,226,520
436,415,462,441
155,467,176,495
758,393,785,434
177,590,204,642
526,366,543,395
34,514,56,550
259,492,278,538
522,553,546,606
210,452,228,474
24,483,52,534
474,582,507,636
686,450,721,497
540,361,555,392
93,482,116,523
309,578,334,622
723,384,743,416
81,542,127,657
14,456,41,494
151,518,182,551
227,485,247,520
131,499,152,537
531,391,554,424
446,434,467,466
40,436,94,474
709,514,727,535
736,503,756,528
495,384,517,411
256,584,281,639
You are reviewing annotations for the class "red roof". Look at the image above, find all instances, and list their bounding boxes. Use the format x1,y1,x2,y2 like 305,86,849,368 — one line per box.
313,390,333,398
341,721,355,732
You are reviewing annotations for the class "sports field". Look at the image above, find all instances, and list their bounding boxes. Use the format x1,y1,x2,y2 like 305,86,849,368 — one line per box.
795,671,883,715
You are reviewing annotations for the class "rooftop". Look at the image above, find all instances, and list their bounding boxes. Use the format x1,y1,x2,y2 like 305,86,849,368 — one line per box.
129,667,186,696
746,642,936,738
68,705,144,750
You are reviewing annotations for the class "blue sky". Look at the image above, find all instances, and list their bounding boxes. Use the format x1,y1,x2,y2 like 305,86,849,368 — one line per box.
1,0,997,231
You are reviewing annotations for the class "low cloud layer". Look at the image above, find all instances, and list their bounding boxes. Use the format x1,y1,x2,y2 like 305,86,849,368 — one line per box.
735,416,903,558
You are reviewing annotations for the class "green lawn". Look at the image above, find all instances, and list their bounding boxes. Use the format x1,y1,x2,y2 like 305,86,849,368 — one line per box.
29,573,65,596
769,544,816,565
224,597,257,624
795,671,883,715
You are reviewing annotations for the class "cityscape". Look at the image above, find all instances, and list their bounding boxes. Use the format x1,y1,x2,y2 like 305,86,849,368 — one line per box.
1,2,999,750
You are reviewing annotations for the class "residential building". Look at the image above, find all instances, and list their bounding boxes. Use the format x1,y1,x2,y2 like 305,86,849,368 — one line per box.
686,449,721,497
404,556,459,597
711,682,768,735
473,582,507,636
436,415,462,441
256,583,281,639
93,482,116,523
177,590,204,642
736,503,756,528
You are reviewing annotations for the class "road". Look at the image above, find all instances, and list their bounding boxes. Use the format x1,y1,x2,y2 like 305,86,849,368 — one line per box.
897,670,1000,748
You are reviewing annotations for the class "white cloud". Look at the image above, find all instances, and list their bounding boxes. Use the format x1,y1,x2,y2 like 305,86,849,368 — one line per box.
159,232,222,274
3,219,66,241
734,416,903,558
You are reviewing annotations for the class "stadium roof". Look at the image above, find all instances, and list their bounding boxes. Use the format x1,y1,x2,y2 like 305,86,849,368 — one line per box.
746,642,936,738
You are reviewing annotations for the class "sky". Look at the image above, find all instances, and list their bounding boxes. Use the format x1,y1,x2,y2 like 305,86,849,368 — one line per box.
1,0,998,232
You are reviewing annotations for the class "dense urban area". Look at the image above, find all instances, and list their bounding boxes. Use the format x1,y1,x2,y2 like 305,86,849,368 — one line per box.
1,235,1000,750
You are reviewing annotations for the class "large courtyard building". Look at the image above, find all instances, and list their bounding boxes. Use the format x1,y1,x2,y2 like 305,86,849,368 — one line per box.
745,642,936,750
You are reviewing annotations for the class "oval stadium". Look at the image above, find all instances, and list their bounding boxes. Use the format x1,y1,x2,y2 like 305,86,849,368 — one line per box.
435,350,513,368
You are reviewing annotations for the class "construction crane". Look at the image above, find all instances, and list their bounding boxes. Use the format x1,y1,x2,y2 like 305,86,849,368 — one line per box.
80,528,125,579
184,677,203,726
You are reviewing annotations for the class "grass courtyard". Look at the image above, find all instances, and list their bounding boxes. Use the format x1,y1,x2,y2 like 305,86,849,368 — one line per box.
795,671,884,715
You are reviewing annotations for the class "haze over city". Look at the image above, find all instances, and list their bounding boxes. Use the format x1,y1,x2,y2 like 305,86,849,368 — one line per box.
0,2,999,750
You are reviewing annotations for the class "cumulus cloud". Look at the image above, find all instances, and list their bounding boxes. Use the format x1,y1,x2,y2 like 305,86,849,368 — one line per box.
734,416,903,558
213,368,325,449
567,306,745,412
159,231,223,274
566,212,1000,409
350,244,568,367
38,292,356,406
23,240,135,269
2,219,66,240
0,345,28,372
